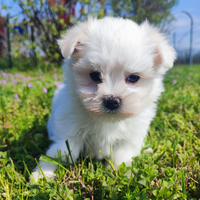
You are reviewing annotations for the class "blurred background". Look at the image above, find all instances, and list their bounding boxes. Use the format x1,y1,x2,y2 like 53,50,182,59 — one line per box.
0,0,199,69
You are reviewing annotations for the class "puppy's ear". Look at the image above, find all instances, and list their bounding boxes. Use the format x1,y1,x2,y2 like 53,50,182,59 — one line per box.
57,21,90,59
141,21,177,69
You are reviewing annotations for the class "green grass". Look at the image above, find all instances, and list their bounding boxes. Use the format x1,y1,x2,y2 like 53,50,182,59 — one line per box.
0,64,200,199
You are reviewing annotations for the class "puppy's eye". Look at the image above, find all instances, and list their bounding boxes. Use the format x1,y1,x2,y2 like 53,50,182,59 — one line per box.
90,71,102,83
126,75,140,83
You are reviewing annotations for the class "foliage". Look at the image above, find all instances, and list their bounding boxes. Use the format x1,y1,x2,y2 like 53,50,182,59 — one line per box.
1,0,179,68
109,0,178,31
0,13,6,57
13,0,77,64
1,0,107,66
0,64,200,199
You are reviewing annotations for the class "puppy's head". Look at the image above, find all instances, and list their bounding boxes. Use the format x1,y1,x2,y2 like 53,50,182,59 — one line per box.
58,17,176,118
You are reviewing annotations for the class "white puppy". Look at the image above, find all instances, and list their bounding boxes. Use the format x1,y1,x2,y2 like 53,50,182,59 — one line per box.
31,17,176,181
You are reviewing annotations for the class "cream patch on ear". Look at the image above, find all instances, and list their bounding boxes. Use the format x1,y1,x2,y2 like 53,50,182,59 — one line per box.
57,38,79,59
141,21,177,70
154,48,162,66
72,42,84,58
57,19,92,60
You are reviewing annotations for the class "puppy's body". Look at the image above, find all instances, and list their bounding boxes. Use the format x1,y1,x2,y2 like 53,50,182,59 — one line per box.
32,17,176,181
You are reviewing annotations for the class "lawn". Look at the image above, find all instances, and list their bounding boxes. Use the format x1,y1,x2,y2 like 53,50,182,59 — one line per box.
0,64,200,199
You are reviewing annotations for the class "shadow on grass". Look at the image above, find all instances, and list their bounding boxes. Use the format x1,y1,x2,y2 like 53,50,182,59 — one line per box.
1,114,52,179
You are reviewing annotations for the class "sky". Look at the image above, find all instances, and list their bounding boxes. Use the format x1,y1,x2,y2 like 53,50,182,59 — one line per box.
0,0,200,53
170,0,200,53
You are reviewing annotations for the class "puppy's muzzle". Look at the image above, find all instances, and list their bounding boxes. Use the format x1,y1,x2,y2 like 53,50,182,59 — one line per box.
103,95,121,113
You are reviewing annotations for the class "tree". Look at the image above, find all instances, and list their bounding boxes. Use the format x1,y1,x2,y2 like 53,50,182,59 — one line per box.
0,13,6,57
5,0,107,65
13,0,78,64
109,0,178,31
1,0,177,66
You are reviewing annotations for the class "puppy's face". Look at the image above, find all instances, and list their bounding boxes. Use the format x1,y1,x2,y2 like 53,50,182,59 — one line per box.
71,52,157,118
58,17,176,118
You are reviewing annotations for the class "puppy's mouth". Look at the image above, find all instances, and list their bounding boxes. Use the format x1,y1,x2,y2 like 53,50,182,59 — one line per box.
102,95,121,114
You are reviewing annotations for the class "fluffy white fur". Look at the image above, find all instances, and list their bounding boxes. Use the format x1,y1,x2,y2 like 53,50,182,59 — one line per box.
31,17,176,181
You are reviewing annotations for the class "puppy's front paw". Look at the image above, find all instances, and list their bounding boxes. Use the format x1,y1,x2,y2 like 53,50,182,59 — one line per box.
30,161,57,183
30,169,56,183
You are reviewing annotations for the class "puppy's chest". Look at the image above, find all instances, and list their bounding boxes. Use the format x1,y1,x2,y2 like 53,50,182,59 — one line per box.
81,127,121,159
77,122,126,148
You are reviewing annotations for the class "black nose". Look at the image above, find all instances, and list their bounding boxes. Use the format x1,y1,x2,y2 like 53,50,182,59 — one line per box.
103,95,121,111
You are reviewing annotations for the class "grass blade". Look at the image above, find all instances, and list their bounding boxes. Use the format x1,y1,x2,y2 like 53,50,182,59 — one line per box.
181,169,186,196
154,151,165,164
23,160,34,183
65,140,77,170
65,140,74,164
39,155,72,176
172,140,177,168
99,150,116,172
39,155,72,167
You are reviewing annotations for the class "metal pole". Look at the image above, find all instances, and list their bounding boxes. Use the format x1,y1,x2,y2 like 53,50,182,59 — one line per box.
173,32,176,50
6,14,12,68
182,11,193,67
